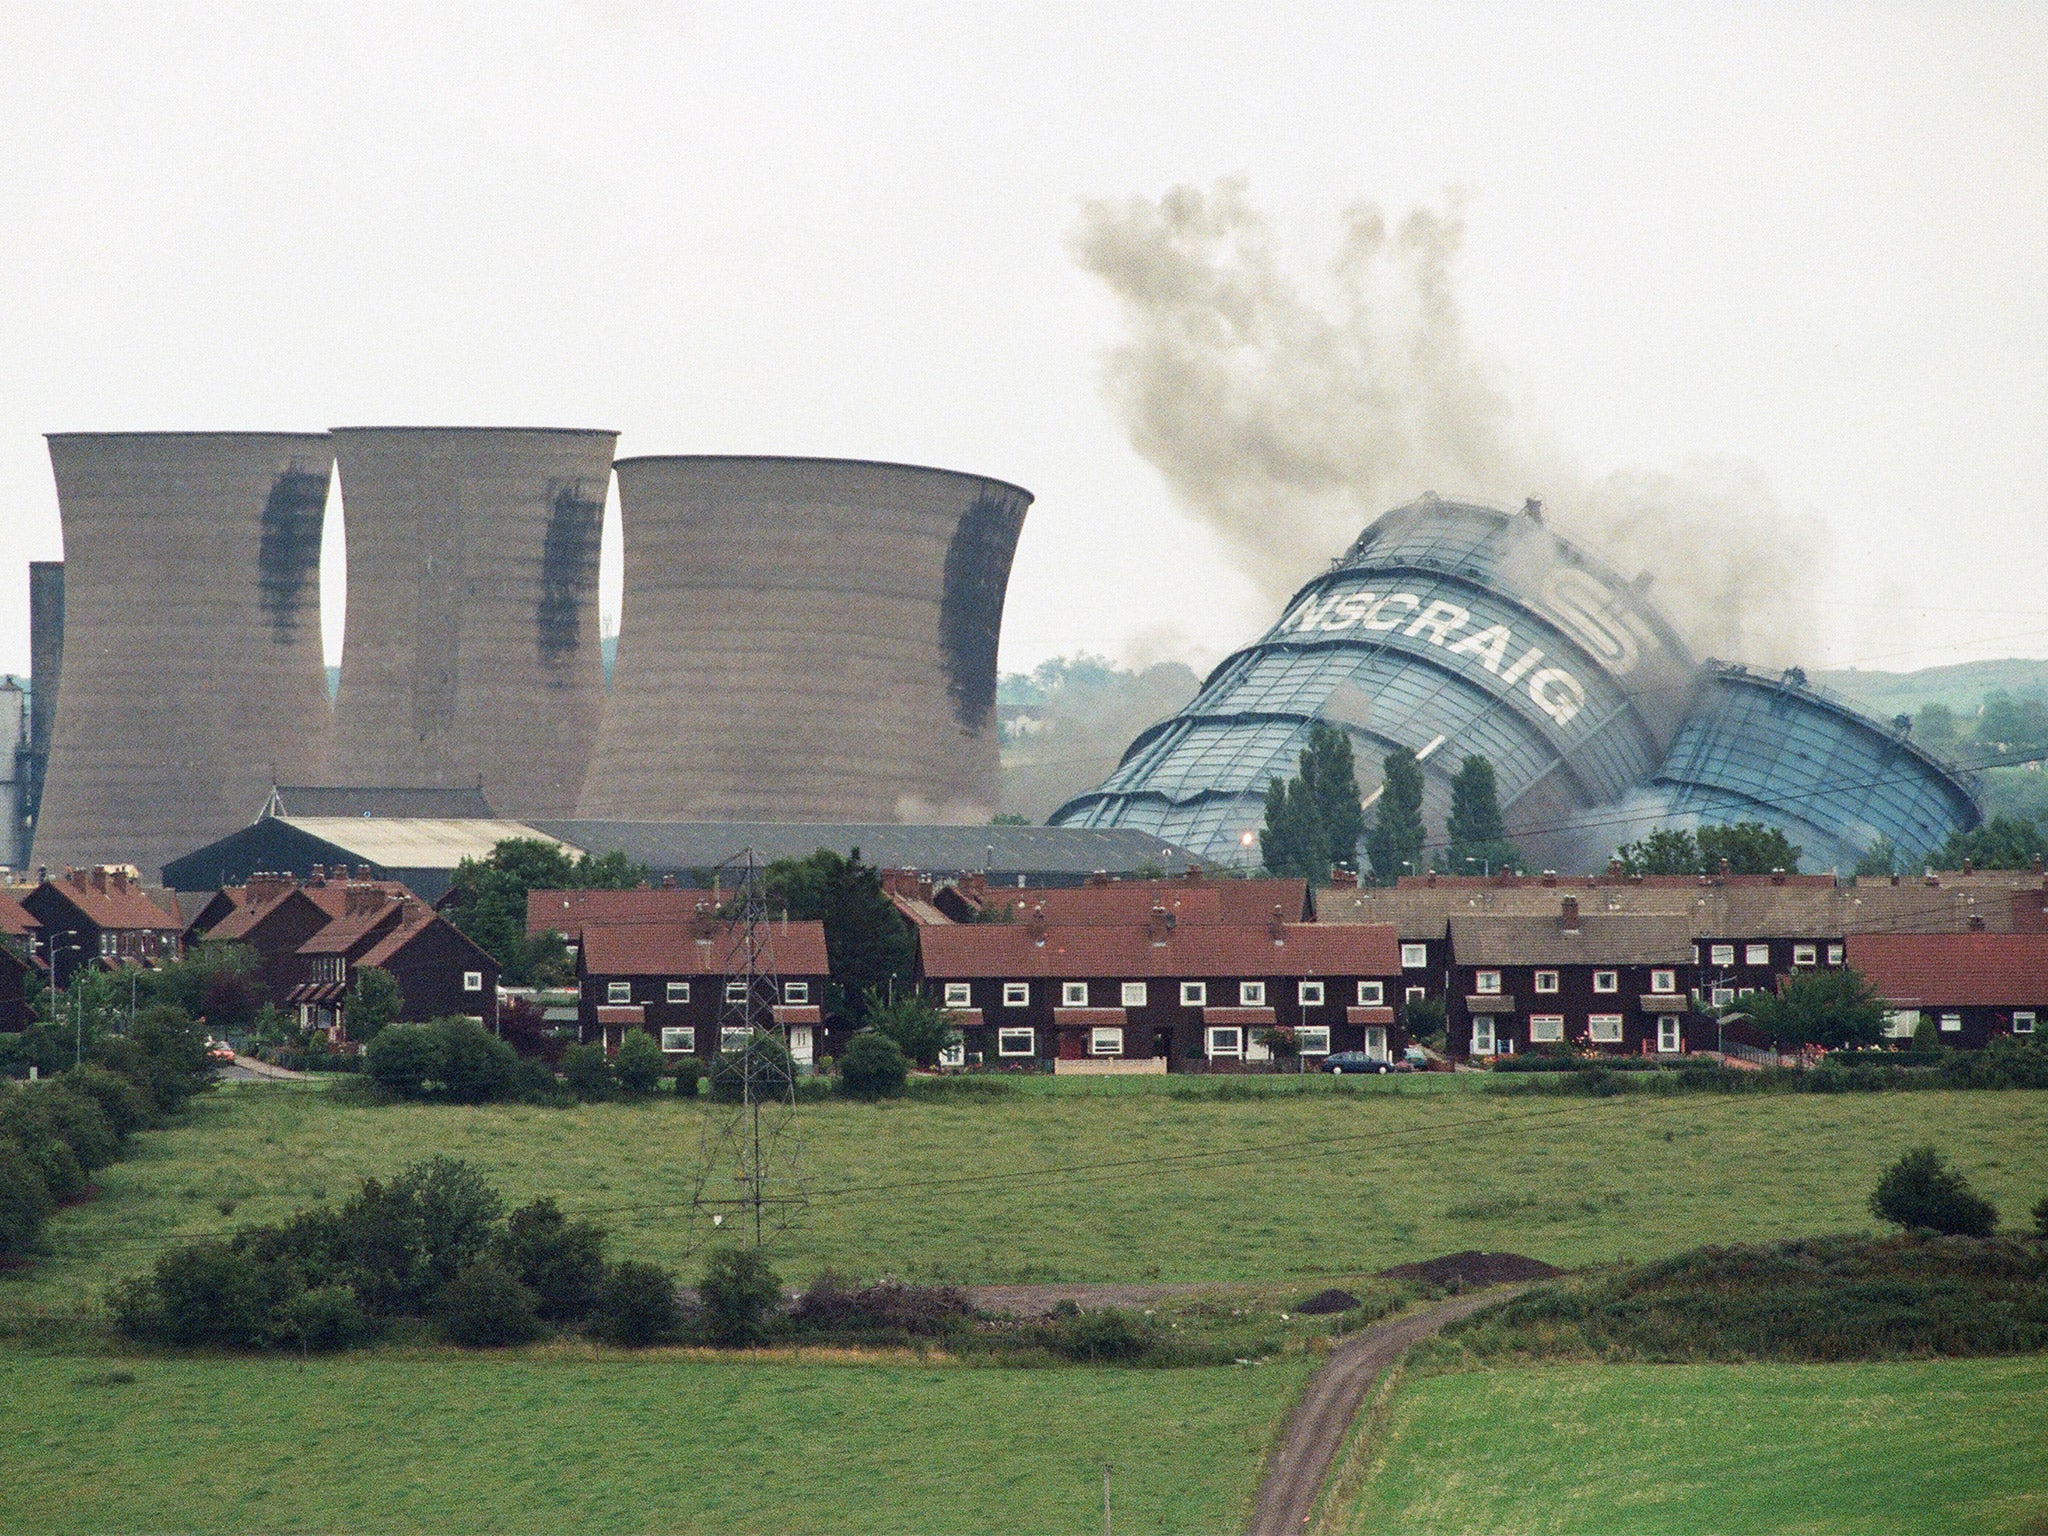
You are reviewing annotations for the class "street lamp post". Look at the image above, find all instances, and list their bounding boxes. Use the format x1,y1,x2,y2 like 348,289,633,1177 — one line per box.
43,933,88,1067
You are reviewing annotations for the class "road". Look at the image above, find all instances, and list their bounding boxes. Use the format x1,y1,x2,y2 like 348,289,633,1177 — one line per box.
1245,1288,1512,1536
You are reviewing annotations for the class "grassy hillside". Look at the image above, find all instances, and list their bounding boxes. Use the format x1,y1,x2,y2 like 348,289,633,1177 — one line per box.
1818,658,2048,720
1339,1358,2048,1535
0,1349,1306,1535
8,1081,2045,1313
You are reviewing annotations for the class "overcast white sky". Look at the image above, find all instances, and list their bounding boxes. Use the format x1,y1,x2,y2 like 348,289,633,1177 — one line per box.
3,2,2044,683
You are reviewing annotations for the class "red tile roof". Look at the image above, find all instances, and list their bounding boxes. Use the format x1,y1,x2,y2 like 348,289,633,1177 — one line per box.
359,909,494,972
1845,933,2048,1007
916,920,1399,980
35,871,183,933
526,888,706,939
578,920,829,978
0,891,38,938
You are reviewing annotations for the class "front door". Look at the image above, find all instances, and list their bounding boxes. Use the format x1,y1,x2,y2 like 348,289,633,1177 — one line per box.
1364,1026,1387,1061
1657,1015,1681,1054
788,1026,814,1066
1471,1018,1495,1056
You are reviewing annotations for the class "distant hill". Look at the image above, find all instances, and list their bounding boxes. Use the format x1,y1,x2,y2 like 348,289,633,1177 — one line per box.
1817,658,2048,720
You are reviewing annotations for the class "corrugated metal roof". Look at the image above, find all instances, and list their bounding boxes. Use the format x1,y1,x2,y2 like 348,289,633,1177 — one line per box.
267,785,498,819
274,818,578,869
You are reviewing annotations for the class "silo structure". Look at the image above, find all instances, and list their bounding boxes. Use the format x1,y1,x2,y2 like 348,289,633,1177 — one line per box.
1635,664,1982,872
33,432,335,878
328,428,616,819
577,456,1032,822
1051,496,1701,869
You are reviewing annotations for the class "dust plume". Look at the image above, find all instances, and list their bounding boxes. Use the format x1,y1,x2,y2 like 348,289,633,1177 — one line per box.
1070,177,1826,665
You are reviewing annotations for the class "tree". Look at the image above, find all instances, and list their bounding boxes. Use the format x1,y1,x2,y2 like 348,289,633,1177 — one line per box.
864,992,957,1069
1745,968,1885,1051
1440,755,1524,875
497,1197,607,1322
1868,1147,1999,1237
1697,823,1802,875
837,1029,909,1099
697,1246,783,1344
1364,748,1426,886
1914,702,1959,752
1937,815,2048,872
1975,690,2048,755
1614,828,1701,876
614,1029,664,1096
443,838,650,986
344,967,403,1042
759,849,916,1028
1259,773,1328,881
1856,836,1902,879
140,942,265,1031
1261,724,1367,881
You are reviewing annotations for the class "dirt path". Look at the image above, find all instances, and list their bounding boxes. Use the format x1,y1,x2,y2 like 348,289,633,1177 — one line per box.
1245,1288,1512,1536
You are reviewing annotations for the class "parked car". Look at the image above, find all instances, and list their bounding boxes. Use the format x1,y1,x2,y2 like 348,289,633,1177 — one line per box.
1320,1051,1412,1075
205,1039,237,1065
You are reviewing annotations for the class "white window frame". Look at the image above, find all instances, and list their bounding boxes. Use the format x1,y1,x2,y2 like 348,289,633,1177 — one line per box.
943,982,972,1008
1710,944,1734,967
1062,981,1090,1008
938,1038,966,1067
1883,1010,1919,1039
1121,981,1148,1007
1401,943,1429,969
1738,987,1758,999
1792,944,1818,968
1940,1013,1962,1033
606,980,632,1004
463,971,483,992
660,1027,695,1054
1657,1016,1682,1054
1205,1025,1243,1057
1180,981,1207,1007
1533,970,1559,994
1089,1026,1123,1056
666,981,690,1004
720,1026,750,1053
1745,943,1770,967
1826,944,1844,966
1363,1026,1388,1060
1593,970,1619,994
1298,980,1326,1007
998,1026,1036,1057
1650,969,1677,995
1356,980,1384,1006
1588,1014,1624,1043
2013,1011,2035,1035
1404,985,1427,1004
1239,980,1267,1007
725,980,748,1004
783,981,810,1005
1295,1024,1331,1056
1712,986,1734,1007
1474,971,1501,995
1002,982,1030,1008
1470,1018,1496,1056
1530,1015,1564,1043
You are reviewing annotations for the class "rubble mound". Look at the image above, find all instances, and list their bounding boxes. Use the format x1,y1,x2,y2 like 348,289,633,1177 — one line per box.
1294,1288,1361,1315
1377,1251,1562,1288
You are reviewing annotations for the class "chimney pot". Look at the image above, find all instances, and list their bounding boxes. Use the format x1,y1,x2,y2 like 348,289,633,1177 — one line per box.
1771,869,1786,886
1969,913,1986,931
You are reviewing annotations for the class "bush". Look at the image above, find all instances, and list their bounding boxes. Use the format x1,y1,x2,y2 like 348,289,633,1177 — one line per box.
433,1257,543,1346
364,1022,445,1099
836,1029,907,1100
696,1246,782,1344
1047,1307,1152,1363
560,1043,614,1102
123,1004,217,1110
0,1140,55,1254
588,1260,683,1345
507,1056,567,1106
864,993,958,1069
333,1156,505,1316
344,966,404,1042
672,1057,704,1097
709,1030,795,1104
1869,1146,1999,1237
60,1064,153,1138
498,1197,607,1322
0,1081,119,1171
1911,1015,1940,1052
114,1240,293,1348
20,1135,87,1202
432,1017,517,1103
789,1273,971,1339
274,1284,368,1352
615,1030,664,1097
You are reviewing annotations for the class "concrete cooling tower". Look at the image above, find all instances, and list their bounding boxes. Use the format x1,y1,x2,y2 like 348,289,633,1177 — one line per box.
1633,664,1982,872
328,428,616,819
576,456,1031,822
1051,496,1702,869
33,432,335,878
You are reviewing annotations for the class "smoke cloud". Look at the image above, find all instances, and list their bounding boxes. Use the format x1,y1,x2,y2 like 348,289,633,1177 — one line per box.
1070,178,1827,666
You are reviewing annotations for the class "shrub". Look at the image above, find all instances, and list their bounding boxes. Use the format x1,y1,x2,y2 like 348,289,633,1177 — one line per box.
0,1140,55,1254
709,1030,795,1104
1046,1307,1152,1363
274,1284,368,1352
344,966,404,1042
836,1029,907,1100
1869,1146,1999,1237
507,1056,567,1106
0,1082,119,1171
334,1156,504,1315
498,1197,607,1322
790,1273,971,1339
21,1136,86,1202
697,1246,782,1344
431,1017,517,1104
615,1030,664,1097
560,1042,614,1102
123,1004,217,1110
433,1257,543,1346
864,992,958,1069
1911,1014,1940,1053
588,1260,683,1345
60,1064,153,1138
115,1240,292,1348
364,1022,445,1099
672,1057,705,1097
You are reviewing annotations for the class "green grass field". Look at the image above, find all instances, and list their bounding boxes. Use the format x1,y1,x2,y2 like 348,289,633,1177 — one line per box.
0,1347,1306,1535
8,1080,2047,1312
1338,1357,2048,1535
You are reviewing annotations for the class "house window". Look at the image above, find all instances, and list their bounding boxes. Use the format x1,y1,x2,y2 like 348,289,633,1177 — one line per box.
1534,970,1558,994
1404,985,1427,1004
606,981,632,1004
1239,981,1267,1007
1296,1025,1331,1055
1205,1025,1243,1057
1121,981,1148,1007
2014,1012,2035,1035
938,1038,966,1068
1062,981,1090,1007
1593,971,1618,994
1471,1018,1496,1055
1745,943,1770,966
660,1027,695,1053
463,971,483,992
1710,944,1734,967
1657,1016,1682,1054
943,982,972,1008
1650,969,1676,995
1827,944,1844,965
1401,943,1428,969
1003,982,1030,1008
1940,1013,1962,1033
1298,980,1325,1007
1588,1014,1624,1043
1357,981,1384,1006
1884,1010,1919,1038
1180,981,1207,1007
725,981,748,1004
1792,944,1817,967
1712,986,1734,1007
998,1027,1036,1057
721,1026,751,1053
1738,987,1757,999
1089,1027,1123,1056
1530,1015,1564,1043
783,982,810,1005
1475,971,1501,995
